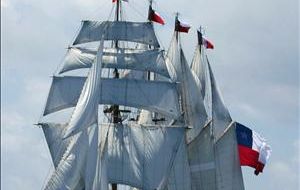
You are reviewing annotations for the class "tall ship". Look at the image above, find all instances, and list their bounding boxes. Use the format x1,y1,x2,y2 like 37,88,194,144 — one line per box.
37,0,271,189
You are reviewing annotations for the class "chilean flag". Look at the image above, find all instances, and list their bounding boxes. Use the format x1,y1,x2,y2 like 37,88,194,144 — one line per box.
175,19,191,33
236,123,271,175
148,7,165,25
203,37,214,49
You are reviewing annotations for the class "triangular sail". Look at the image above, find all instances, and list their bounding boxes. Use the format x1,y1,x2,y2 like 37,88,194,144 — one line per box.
40,122,70,168
63,38,104,138
165,33,208,142
207,58,232,139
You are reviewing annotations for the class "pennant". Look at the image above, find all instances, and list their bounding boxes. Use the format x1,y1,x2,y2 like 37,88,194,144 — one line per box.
235,123,271,175
148,7,165,25
175,19,191,33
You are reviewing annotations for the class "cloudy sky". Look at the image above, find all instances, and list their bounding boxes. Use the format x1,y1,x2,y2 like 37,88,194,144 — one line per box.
1,0,299,189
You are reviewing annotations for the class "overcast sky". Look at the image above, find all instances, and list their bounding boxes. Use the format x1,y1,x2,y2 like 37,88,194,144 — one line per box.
1,0,299,189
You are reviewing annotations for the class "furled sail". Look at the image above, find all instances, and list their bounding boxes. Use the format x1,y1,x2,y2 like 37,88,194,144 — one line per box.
215,122,245,190
187,123,216,190
43,77,180,119
59,47,169,78
63,38,104,138
73,21,160,47
104,124,185,190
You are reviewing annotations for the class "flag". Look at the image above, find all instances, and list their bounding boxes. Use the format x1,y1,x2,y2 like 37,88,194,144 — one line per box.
148,7,165,25
203,37,214,49
175,19,191,33
236,123,271,175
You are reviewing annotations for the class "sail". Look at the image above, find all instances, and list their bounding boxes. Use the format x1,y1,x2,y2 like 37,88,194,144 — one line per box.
59,47,169,78
63,38,104,138
187,123,216,190
190,45,206,99
190,45,211,116
166,138,192,190
165,34,207,142
40,122,70,168
104,124,185,190
44,130,90,190
73,21,160,47
207,58,232,139
215,122,245,190
43,77,181,118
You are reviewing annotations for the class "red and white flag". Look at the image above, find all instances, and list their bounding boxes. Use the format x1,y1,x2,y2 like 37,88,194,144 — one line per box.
148,8,165,25
202,37,214,49
175,19,191,33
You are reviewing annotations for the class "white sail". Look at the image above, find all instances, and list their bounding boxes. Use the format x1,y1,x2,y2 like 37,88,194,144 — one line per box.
165,34,207,142
207,59,232,139
188,123,216,190
43,77,181,119
166,137,192,190
104,124,185,190
63,38,104,138
215,122,244,190
73,21,160,47
44,130,89,190
59,47,169,77
40,122,70,168
190,46,211,116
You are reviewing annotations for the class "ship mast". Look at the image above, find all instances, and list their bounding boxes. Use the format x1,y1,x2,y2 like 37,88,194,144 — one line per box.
112,1,120,190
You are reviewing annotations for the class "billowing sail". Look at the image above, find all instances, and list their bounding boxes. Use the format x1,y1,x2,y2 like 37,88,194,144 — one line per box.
104,124,185,190
215,122,245,190
73,21,160,47
40,123,70,167
63,39,104,138
59,47,169,78
188,123,216,190
165,34,207,142
43,77,180,119
44,130,90,190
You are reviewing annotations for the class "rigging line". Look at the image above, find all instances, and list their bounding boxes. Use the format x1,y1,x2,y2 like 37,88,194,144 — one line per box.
127,3,147,20
84,0,112,20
